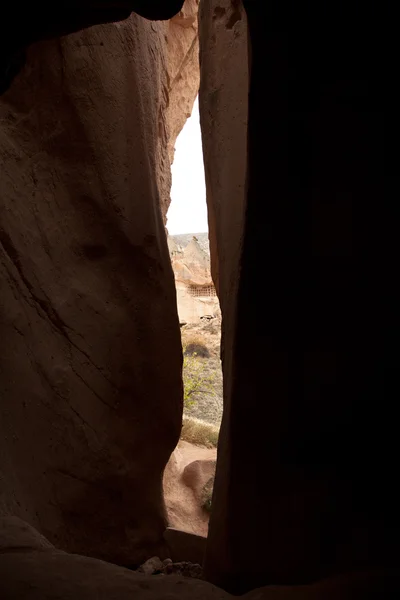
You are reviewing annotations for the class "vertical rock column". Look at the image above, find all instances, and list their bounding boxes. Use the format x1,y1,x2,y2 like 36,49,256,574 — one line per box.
201,0,398,593
159,0,200,218
0,14,183,566
199,0,248,588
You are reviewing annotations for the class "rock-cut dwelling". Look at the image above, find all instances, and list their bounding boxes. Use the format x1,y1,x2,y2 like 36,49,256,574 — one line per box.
168,234,220,323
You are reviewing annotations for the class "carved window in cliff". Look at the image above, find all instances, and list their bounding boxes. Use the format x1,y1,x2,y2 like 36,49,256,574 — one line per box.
188,285,217,298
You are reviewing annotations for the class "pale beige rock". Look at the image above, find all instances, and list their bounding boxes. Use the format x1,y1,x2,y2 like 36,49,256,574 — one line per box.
179,237,210,284
164,441,216,536
159,0,200,218
181,459,216,505
169,235,220,322
166,0,200,164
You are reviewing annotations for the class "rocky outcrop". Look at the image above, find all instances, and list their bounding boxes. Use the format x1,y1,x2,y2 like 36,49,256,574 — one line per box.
198,3,249,584
168,235,220,322
163,440,216,537
157,0,200,218
1,0,397,597
166,0,200,163
198,0,248,304
0,518,230,600
172,237,211,286
171,232,210,255
200,0,398,594
0,3,198,566
0,518,397,600
0,2,187,94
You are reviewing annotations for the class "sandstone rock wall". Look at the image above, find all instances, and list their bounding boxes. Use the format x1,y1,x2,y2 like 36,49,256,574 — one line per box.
198,0,248,582
198,0,248,308
0,4,198,566
0,517,397,599
200,0,398,594
0,0,398,597
168,236,220,323
166,0,200,163
158,0,200,218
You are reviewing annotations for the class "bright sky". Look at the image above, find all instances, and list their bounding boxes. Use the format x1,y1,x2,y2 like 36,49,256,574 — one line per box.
166,96,208,235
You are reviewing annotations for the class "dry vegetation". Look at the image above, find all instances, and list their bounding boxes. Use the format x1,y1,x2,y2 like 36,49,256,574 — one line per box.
201,475,215,512
181,415,219,448
180,317,223,447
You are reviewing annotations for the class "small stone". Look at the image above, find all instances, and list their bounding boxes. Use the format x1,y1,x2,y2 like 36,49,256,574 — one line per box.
187,563,203,579
137,556,164,575
162,560,203,579
163,558,173,566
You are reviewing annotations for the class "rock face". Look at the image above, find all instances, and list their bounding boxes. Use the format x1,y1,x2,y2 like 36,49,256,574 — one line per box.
163,440,216,536
168,235,220,322
200,0,399,594
166,0,200,164
0,518,231,600
198,0,249,305
158,0,200,217
1,0,398,597
198,2,249,583
164,527,207,564
172,237,211,286
0,3,198,566
0,518,397,600
0,2,187,94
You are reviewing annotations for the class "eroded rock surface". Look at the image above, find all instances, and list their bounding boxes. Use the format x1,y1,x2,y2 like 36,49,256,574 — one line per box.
199,0,248,303
0,518,397,600
166,0,200,163
200,0,398,594
0,2,187,93
157,0,200,217
164,441,216,536
0,518,229,600
0,2,198,565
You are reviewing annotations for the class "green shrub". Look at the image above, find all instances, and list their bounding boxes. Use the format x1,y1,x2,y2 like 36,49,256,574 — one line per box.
182,345,215,408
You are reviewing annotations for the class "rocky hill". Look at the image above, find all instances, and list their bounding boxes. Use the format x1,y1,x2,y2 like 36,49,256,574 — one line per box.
171,232,210,255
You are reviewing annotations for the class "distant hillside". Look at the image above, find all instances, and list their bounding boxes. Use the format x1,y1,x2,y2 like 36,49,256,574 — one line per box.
171,232,210,256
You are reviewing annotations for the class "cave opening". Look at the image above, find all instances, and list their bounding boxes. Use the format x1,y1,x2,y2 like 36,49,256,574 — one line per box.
163,95,222,538
0,0,398,596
